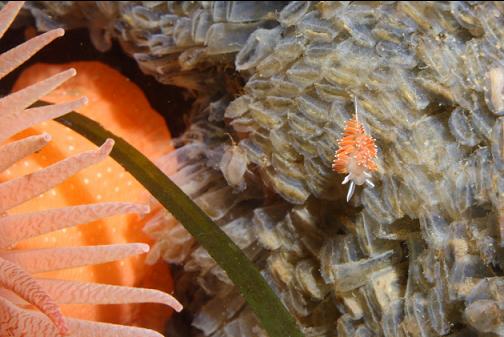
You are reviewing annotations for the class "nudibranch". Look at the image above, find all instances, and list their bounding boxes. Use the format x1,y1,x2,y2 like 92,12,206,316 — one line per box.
0,2,181,336
332,98,378,202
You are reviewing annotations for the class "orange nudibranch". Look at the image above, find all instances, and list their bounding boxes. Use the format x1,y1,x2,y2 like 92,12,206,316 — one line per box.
7,61,176,332
332,102,377,202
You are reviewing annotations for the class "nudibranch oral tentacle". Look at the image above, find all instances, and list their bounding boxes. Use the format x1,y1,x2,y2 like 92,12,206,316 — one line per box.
332,97,378,202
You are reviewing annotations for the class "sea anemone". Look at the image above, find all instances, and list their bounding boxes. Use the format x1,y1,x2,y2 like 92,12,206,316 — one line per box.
0,2,181,336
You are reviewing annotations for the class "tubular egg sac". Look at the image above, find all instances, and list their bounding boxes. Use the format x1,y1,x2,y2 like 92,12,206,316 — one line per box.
22,2,504,336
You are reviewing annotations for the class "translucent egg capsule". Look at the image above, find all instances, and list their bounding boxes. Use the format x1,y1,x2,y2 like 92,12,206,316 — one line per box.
320,236,362,284
249,101,284,129
172,165,218,198
462,40,487,91
361,187,396,226
286,59,323,89
207,1,223,20
328,96,351,124
314,83,346,103
245,74,274,98
411,115,459,172
397,2,436,33
394,68,430,111
465,299,504,334
225,1,288,23
287,109,323,138
473,147,493,202
448,107,480,147
324,64,367,90
450,1,483,36
205,22,259,54
364,265,406,322
353,325,374,337
236,27,282,71
275,215,305,254
297,11,339,42
304,157,341,199
173,17,194,47
471,107,495,141
381,174,404,219
478,4,504,47
381,299,404,337
489,170,504,235
252,207,285,251
178,47,206,70
271,153,305,180
372,5,418,44
290,203,323,240
338,18,376,48
355,210,400,256
239,137,270,167
191,290,245,335
330,249,400,292
440,163,478,219
256,54,285,78
419,208,449,250
403,293,434,337
269,128,302,162
272,35,306,62
303,42,337,66
290,133,321,159
270,75,304,97
221,216,256,250
295,94,330,123
486,67,504,116
427,282,451,335
130,5,161,29
416,72,455,101
336,314,360,337
225,95,252,119
265,95,295,112
376,41,416,70
230,115,259,133
158,14,178,35
293,259,329,300
468,222,497,266
491,117,504,171
195,185,252,220
316,132,340,167
190,10,212,43
264,167,310,205
219,143,249,192
279,1,311,27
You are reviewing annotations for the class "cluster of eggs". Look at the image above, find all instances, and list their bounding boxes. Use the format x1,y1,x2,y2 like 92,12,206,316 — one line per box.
25,2,504,337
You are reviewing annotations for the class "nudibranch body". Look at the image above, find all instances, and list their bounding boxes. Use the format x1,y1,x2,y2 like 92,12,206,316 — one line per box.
332,100,378,202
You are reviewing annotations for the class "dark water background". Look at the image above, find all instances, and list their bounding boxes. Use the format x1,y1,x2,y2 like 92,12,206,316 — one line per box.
1,26,192,138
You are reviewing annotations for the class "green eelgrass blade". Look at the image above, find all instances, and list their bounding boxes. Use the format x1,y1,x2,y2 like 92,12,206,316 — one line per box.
48,107,304,337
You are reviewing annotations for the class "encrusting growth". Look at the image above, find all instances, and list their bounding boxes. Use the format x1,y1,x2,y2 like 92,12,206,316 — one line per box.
332,98,378,202
0,2,181,336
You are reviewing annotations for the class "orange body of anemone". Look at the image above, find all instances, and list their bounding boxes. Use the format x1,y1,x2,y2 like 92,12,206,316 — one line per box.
5,61,176,332
332,116,378,174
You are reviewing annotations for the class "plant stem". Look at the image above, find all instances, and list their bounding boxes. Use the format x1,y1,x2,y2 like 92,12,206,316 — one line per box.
52,108,304,337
